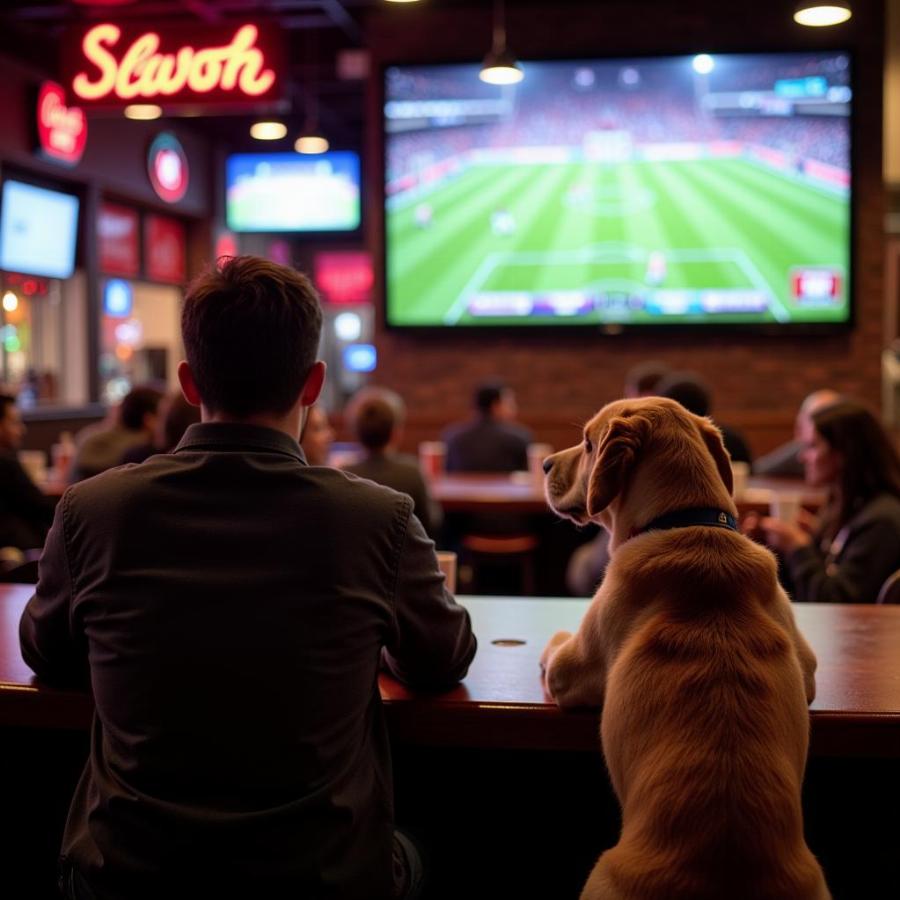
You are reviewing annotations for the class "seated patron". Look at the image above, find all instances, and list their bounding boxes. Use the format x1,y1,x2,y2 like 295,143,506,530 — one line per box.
746,400,900,603
753,388,841,478
623,359,671,399
442,381,532,473
656,370,753,465
299,405,335,466
120,392,202,464
70,385,163,482
0,393,55,552
20,255,475,899
344,387,441,538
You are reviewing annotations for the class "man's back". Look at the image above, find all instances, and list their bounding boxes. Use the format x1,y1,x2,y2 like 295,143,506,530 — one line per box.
442,417,532,473
21,423,475,899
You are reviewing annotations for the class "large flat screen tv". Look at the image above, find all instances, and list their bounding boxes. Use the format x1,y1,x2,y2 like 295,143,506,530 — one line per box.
0,179,80,279
226,151,361,232
383,51,852,331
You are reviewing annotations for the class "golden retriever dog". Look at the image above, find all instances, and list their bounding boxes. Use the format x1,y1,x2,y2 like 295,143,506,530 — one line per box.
541,397,828,900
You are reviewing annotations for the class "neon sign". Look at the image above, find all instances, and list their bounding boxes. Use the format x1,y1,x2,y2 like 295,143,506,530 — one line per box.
36,81,87,165
64,22,282,107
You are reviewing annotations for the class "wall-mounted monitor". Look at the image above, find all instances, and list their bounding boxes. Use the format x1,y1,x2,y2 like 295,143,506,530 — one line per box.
0,179,80,279
226,151,361,232
383,51,852,332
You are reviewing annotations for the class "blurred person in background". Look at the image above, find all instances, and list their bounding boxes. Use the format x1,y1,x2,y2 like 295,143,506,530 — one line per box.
300,405,335,466
753,388,842,478
656,370,753,465
623,359,671,399
0,393,55,553
70,385,164,482
442,380,532,473
746,400,900,604
344,387,441,539
120,392,202,465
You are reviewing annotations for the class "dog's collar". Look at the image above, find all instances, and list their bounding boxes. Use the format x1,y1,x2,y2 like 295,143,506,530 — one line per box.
631,506,738,538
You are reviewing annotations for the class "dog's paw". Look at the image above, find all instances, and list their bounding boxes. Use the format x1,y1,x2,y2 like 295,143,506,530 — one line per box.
540,630,573,673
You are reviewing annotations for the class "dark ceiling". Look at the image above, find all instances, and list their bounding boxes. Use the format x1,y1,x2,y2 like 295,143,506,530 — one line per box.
0,0,496,151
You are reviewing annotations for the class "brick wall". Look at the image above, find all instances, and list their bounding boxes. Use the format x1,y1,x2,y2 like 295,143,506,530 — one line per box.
363,0,884,459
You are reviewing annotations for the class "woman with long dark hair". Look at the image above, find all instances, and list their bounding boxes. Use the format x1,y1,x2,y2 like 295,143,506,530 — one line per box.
755,400,900,603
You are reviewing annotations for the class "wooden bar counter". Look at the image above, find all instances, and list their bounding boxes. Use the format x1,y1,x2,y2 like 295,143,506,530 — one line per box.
3,584,899,757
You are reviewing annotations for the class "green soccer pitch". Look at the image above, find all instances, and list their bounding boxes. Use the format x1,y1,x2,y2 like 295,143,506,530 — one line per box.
385,157,849,327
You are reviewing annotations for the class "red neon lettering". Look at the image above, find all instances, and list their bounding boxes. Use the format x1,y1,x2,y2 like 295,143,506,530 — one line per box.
73,23,276,102
40,91,85,152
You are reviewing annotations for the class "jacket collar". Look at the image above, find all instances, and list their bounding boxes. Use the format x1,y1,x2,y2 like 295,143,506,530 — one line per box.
174,422,307,465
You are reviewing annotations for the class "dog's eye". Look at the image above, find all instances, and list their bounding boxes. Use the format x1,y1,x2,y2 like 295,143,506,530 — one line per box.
584,438,593,453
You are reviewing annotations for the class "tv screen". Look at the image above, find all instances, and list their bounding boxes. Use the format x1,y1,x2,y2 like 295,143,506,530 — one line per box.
0,180,79,279
226,151,361,232
383,51,852,330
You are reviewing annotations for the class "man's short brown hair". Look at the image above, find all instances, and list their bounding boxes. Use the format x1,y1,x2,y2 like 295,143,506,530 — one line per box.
181,256,322,417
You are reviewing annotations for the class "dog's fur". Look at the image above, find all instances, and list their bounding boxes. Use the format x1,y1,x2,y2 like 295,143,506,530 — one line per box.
541,398,828,900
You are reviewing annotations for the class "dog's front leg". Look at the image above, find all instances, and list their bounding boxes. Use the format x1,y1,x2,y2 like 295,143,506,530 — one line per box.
541,628,607,710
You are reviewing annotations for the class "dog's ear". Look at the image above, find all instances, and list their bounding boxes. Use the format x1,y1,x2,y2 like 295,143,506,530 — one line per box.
697,418,734,495
587,413,652,516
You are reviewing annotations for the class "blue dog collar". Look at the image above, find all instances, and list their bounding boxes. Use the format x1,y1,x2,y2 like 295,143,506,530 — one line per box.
633,507,738,537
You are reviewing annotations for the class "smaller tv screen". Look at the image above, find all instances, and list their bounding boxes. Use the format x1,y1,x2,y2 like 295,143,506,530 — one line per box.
0,180,79,279
226,151,361,232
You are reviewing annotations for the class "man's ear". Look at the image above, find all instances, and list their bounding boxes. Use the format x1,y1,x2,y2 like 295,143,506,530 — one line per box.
697,417,734,495
587,413,652,517
300,360,327,407
177,360,202,407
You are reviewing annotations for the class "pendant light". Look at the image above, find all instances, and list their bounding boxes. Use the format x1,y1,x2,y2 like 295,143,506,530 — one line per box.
479,0,523,85
295,29,330,154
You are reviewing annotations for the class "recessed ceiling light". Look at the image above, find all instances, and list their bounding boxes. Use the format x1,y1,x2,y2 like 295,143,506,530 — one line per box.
124,104,162,120
250,121,288,140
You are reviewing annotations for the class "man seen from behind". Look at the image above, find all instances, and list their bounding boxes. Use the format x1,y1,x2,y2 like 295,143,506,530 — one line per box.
20,255,476,900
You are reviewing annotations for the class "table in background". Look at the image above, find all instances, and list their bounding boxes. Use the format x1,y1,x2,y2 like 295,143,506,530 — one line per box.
429,472,822,515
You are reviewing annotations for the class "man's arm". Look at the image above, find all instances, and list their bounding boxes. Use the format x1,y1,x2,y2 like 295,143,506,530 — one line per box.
18,493,89,688
383,507,476,690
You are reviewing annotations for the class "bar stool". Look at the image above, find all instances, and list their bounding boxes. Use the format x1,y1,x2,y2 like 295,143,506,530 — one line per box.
459,533,538,595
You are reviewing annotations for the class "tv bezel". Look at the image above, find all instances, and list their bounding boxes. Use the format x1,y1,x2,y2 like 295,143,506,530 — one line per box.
379,48,856,337
224,149,364,236
0,173,81,281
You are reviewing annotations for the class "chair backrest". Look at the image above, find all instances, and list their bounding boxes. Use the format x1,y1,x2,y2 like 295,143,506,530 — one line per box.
876,569,900,604
0,559,39,584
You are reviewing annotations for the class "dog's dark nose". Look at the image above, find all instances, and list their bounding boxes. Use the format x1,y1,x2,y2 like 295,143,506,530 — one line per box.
542,457,554,474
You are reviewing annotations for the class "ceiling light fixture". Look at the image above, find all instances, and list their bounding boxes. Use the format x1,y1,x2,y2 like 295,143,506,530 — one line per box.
250,121,287,140
294,33,329,155
793,4,852,26
295,134,329,155
479,0,523,85
124,104,162,120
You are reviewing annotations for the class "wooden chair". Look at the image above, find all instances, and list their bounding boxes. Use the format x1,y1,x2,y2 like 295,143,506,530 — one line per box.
459,533,538,595
876,569,900,604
